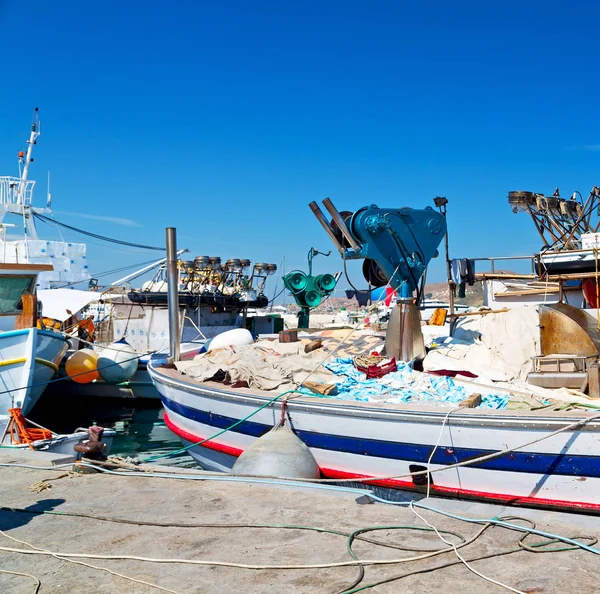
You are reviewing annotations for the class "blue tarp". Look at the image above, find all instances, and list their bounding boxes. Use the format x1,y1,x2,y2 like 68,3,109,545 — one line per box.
301,357,510,409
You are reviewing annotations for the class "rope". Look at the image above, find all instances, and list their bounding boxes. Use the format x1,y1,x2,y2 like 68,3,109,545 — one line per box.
595,247,599,330
345,519,596,593
143,411,600,483
0,526,509,570
141,390,303,461
0,505,469,553
0,501,596,594
0,530,178,593
34,213,165,251
408,503,524,593
0,568,40,593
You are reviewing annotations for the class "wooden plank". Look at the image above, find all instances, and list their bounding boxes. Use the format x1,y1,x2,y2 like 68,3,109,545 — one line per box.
453,308,509,318
0,263,53,271
14,293,37,329
460,393,482,408
547,272,600,281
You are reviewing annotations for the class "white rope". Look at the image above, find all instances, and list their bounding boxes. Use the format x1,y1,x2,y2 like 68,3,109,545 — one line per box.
0,529,179,594
426,406,462,498
409,503,525,594
0,526,488,571
0,568,40,593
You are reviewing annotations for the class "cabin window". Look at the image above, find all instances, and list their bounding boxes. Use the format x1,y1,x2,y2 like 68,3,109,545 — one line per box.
0,275,35,315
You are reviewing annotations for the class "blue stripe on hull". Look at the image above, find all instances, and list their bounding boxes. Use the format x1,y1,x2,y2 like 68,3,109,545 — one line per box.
161,395,600,479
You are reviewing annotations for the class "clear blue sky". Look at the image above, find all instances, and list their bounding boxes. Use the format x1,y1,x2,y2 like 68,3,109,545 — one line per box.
1,1,599,293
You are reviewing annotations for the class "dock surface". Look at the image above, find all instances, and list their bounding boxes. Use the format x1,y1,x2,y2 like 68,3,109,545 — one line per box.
0,452,599,593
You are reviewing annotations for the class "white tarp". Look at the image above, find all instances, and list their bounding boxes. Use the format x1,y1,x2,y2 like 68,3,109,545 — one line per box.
176,341,336,391
423,306,540,382
38,289,101,322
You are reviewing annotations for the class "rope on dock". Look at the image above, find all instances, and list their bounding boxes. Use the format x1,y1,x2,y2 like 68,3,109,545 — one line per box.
1,473,598,593
0,529,179,594
0,507,596,593
0,568,40,594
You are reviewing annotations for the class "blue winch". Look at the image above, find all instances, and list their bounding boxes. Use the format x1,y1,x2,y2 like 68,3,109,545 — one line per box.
309,197,447,361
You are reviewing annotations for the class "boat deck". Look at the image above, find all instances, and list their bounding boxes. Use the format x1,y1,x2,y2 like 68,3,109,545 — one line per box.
155,365,600,422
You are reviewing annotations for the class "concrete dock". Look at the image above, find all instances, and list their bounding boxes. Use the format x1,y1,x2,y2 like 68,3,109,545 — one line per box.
0,451,599,593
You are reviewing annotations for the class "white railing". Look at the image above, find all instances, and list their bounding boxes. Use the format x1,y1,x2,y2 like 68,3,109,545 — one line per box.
0,176,35,206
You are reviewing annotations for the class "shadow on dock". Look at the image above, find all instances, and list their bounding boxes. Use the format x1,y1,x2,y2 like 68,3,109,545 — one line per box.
0,498,66,531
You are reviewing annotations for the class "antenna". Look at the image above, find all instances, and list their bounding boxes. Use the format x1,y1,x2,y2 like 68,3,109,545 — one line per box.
47,171,52,209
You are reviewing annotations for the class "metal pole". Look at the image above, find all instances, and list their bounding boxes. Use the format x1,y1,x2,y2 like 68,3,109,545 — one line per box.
308,201,344,252
322,197,361,251
435,198,455,320
166,227,180,364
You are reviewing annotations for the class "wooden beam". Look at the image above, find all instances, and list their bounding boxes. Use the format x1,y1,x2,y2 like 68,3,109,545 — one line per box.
0,264,53,272
14,294,37,329
453,308,509,318
547,272,600,281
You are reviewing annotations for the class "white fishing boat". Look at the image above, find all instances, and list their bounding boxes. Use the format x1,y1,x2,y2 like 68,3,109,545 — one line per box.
0,264,68,415
0,262,114,455
149,197,600,513
149,361,600,512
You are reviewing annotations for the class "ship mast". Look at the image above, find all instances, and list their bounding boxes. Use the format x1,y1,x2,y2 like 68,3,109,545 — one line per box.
0,108,47,239
19,108,41,239
19,108,40,190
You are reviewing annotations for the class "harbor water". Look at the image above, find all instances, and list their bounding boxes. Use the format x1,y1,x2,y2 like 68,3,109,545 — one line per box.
29,395,197,467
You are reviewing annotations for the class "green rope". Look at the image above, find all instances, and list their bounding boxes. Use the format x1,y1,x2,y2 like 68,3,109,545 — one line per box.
141,389,303,462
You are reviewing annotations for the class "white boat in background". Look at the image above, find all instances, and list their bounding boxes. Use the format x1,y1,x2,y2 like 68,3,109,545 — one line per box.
0,262,114,455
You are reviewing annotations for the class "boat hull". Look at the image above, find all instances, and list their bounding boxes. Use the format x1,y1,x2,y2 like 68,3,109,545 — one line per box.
149,361,600,513
0,328,68,415
46,361,159,400
0,426,116,458
537,250,600,276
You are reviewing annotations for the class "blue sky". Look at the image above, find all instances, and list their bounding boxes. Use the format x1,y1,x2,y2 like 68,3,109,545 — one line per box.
1,1,599,295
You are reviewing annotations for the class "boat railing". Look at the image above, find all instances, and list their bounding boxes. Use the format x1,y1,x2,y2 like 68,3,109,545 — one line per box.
0,176,35,206
469,255,538,279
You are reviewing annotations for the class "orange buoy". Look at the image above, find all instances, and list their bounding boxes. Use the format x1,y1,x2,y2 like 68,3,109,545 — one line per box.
65,349,100,384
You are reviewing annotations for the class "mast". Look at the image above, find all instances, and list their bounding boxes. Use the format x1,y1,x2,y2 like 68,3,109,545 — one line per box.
19,108,40,189
20,108,40,239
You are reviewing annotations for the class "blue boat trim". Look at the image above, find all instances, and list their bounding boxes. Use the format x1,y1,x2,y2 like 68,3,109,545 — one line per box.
161,395,600,479
38,329,69,342
0,328,68,343
0,328,32,339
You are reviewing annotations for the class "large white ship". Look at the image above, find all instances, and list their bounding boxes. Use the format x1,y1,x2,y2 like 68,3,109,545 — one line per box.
0,108,90,290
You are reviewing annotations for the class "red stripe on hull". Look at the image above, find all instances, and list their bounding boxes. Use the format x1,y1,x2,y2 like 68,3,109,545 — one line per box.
163,412,600,513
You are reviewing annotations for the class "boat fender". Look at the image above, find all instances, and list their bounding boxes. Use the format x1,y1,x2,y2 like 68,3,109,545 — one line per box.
65,349,100,384
97,342,138,384
207,328,254,352
231,422,320,479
